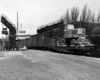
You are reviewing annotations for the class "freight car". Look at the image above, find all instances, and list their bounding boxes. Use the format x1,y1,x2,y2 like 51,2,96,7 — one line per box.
16,21,99,56
28,34,38,49
44,23,94,54
90,27,100,45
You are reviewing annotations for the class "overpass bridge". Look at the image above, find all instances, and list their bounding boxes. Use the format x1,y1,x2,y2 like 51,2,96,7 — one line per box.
1,14,16,34
1,14,16,50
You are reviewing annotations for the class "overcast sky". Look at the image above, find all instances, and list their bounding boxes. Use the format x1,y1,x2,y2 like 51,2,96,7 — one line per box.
0,0,100,37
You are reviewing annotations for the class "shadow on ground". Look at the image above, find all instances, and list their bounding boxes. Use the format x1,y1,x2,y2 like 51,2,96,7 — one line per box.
28,48,100,59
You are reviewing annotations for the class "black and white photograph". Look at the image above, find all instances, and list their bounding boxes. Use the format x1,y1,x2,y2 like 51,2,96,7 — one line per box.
0,0,100,80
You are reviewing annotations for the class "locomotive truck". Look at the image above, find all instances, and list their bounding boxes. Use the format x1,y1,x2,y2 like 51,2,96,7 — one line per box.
15,21,99,56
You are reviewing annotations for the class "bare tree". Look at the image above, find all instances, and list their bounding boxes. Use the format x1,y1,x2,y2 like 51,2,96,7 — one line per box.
84,8,96,37
97,11,100,23
80,4,88,22
85,8,92,22
91,12,95,23
64,9,71,24
86,9,96,23
66,9,70,23
70,7,79,22
59,15,65,22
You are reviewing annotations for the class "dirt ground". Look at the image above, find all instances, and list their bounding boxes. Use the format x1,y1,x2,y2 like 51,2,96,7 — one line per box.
0,50,100,80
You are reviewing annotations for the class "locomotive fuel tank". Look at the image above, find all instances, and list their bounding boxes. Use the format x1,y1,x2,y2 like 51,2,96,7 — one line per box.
90,27,100,45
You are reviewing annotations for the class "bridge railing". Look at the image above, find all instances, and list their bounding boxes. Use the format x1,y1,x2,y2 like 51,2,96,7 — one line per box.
1,14,12,24
1,14,16,28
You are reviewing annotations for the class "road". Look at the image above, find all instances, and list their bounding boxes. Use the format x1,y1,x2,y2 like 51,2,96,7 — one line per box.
0,50,100,80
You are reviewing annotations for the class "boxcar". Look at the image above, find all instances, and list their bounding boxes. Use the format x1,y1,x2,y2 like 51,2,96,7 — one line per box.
24,39,28,47
16,40,21,50
29,34,38,48
27,38,30,48
38,32,46,49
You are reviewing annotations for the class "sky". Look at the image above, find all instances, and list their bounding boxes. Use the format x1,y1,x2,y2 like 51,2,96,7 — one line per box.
0,0,100,38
